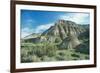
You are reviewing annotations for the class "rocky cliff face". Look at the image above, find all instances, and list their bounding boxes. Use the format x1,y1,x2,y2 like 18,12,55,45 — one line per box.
41,20,86,43
22,20,89,49
42,20,86,35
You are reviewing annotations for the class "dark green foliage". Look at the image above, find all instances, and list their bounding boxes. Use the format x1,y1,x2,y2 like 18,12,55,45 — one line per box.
56,55,65,60
75,40,89,54
71,53,80,58
85,56,89,59
72,58,80,60
78,29,89,41
55,37,62,43
59,52,65,56
41,56,56,61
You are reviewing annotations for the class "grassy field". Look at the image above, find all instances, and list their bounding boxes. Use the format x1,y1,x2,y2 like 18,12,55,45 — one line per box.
21,42,89,63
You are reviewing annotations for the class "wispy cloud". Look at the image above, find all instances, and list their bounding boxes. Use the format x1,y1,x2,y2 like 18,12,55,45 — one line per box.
21,19,36,38
22,19,36,28
35,23,54,33
59,13,90,24
21,27,34,38
21,23,54,38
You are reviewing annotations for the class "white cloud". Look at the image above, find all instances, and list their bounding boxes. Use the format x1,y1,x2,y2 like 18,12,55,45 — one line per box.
23,19,36,27
21,19,36,38
27,19,35,23
35,23,54,33
21,27,34,38
60,13,90,24
21,23,54,38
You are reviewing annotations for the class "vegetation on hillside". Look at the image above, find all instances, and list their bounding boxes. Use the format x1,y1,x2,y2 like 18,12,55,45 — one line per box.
21,20,89,63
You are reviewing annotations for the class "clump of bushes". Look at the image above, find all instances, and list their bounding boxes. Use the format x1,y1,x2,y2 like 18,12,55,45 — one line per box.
71,53,80,58
75,42,89,54
21,42,58,62
21,42,89,63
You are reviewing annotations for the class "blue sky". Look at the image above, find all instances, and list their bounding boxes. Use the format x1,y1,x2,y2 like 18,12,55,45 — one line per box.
21,10,90,38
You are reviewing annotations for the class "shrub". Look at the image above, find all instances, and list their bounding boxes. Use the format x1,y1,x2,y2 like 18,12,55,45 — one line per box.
71,53,80,58
55,37,62,43
32,55,41,62
85,56,89,59
21,55,33,63
74,41,89,54
45,44,57,57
